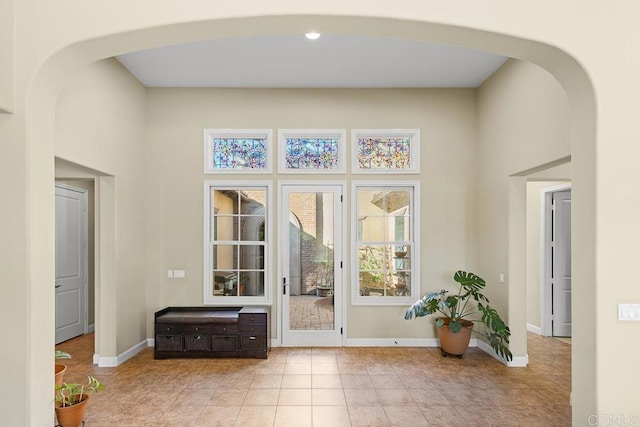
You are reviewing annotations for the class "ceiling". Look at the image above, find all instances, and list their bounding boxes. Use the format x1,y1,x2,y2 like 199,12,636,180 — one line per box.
116,34,507,88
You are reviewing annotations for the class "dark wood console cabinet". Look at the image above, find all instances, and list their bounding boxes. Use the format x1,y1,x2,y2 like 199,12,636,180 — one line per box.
154,306,269,359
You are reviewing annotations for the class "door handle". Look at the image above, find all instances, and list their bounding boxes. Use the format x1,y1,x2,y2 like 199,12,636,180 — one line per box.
55,284,62,289
283,277,287,295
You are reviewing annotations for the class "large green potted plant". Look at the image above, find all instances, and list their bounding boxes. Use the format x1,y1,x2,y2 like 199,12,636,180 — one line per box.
55,375,104,427
404,270,512,361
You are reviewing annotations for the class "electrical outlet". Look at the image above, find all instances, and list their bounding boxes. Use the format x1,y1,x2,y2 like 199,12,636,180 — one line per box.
618,304,640,321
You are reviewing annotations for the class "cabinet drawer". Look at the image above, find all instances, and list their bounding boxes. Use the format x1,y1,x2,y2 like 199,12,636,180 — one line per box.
240,335,266,351
239,313,266,325
156,335,184,351
239,324,266,334
185,334,210,351
157,324,183,334
184,324,212,333
213,324,238,334
211,335,238,351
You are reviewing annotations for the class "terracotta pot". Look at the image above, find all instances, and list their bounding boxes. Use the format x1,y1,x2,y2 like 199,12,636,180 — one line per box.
55,395,88,427
436,317,474,356
54,364,67,388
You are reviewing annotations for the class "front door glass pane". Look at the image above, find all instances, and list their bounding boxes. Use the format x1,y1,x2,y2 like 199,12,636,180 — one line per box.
288,192,335,330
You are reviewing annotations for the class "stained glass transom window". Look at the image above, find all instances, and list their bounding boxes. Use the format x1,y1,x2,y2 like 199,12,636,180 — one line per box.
357,137,411,170
213,137,267,170
204,129,272,174
351,129,420,174
278,129,346,173
285,138,339,170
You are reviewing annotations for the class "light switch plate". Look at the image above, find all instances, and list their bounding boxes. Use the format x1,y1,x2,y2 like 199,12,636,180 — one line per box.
618,304,640,321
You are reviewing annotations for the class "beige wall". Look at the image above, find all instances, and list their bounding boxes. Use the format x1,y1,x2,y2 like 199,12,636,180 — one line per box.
477,59,571,357
55,58,148,355
7,2,640,424
145,87,479,340
0,0,13,113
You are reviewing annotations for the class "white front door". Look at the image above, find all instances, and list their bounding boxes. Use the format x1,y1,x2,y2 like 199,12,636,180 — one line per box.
552,190,572,337
55,184,88,344
280,184,343,346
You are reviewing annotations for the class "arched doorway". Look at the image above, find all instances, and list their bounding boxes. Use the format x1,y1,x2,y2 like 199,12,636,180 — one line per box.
21,13,596,425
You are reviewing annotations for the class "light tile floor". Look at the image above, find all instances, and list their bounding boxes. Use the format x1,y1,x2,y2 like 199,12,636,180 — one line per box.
55,333,570,426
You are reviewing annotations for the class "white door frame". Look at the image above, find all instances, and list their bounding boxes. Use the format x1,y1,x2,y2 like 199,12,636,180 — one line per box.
55,182,89,343
541,183,572,336
277,181,346,347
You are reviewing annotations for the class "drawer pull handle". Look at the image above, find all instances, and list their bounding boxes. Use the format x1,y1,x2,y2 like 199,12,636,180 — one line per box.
250,317,255,321
249,336,256,340
195,335,201,340
195,327,199,331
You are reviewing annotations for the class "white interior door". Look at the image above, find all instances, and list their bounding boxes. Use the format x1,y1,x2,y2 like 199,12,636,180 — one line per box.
281,184,343,346
55,184,88,344
552,189,572,337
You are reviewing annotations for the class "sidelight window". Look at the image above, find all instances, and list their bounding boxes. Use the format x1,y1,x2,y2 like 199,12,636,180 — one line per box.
204,181,272,304
352,181,420,305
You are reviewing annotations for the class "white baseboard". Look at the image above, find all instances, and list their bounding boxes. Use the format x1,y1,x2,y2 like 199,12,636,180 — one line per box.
106,336,527,368
507,355,529,367
96,338,149,367
476,339,528,367
97,355,118,367
527,323,542,335
87,324,95,333
344,337,478,347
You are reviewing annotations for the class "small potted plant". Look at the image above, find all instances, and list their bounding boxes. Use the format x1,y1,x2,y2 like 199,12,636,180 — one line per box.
55,375,104,427
315,259,334,297
55,350,71,387
404,270,512,361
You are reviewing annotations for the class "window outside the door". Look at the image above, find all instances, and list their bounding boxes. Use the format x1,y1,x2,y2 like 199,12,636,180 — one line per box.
352,181,420,305
204,181,272,304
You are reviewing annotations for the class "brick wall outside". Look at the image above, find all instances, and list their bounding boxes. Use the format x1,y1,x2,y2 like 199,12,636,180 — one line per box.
289,193,331,295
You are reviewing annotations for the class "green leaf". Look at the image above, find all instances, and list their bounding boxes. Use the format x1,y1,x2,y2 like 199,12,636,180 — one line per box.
449,321,461,333
435,318,445,328
426,298,440,313
454,270,486,294
443,296,458,308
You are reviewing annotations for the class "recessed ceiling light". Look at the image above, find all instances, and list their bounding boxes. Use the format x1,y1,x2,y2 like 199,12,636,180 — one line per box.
305,32,321,40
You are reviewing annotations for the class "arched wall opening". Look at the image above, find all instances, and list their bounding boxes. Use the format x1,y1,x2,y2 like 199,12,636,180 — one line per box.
24,14,596,424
